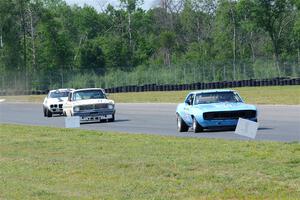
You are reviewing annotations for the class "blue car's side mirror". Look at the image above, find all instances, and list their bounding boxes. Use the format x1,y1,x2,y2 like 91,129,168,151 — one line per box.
185,100,191,105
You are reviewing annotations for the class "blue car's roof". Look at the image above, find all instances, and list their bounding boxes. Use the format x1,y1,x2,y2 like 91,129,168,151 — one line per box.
189,89,236,95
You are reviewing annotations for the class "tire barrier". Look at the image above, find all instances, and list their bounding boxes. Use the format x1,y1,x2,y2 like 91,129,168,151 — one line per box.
0,90,48,96
0,77,299,96
104,77,300,94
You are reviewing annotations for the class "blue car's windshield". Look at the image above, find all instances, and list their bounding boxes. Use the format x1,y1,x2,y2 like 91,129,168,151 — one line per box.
49,91,69,98
195,92,242,104
73,90,106,101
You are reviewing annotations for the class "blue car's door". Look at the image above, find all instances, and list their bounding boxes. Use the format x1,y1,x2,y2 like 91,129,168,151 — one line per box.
182,94,195,125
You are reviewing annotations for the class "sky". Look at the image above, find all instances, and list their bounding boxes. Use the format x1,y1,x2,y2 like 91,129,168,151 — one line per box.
65,0,159,11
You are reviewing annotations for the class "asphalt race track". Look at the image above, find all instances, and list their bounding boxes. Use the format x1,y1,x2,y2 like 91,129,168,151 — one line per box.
0,102,299,142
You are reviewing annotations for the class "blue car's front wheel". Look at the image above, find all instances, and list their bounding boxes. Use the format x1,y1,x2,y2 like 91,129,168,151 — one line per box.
177,114,189,132
193,117,203,133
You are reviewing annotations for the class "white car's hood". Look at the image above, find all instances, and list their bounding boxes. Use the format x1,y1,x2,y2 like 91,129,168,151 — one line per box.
46,97,68,104
73,99,114,106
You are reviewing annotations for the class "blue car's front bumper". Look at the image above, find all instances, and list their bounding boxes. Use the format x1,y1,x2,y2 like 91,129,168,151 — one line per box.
198,117,257,128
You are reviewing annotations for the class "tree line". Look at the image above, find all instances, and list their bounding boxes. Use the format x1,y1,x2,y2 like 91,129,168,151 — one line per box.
0,0,299,90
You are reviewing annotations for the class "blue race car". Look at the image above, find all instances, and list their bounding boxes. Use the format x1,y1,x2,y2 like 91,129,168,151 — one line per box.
176,89,257,132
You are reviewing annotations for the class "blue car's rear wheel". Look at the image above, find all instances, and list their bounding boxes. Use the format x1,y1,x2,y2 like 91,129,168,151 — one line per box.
177,114,189,132
193,117,203,133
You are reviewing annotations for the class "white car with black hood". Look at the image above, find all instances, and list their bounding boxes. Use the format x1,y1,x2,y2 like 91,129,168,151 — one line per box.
43,88,74,117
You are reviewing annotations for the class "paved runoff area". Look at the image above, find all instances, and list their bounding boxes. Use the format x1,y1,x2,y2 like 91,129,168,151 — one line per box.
0,102,299,142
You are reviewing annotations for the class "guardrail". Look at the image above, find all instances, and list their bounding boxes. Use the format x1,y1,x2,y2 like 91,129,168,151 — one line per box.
0,77,299,96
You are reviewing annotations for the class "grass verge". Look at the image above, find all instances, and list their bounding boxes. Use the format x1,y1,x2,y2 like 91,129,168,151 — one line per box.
0,124,299,199
1,86,300,105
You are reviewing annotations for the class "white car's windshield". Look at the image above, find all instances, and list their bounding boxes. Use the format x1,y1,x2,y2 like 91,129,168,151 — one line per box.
195,92,242,104
49,91,69,98
73,90,106,101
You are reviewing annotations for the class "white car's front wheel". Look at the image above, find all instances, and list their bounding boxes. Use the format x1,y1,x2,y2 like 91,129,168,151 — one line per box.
43,107,47,117
108,114,115,122
46,109,52,117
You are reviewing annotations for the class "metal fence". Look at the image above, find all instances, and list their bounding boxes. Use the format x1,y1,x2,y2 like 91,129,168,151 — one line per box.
1,59,300,92
0,77,299,96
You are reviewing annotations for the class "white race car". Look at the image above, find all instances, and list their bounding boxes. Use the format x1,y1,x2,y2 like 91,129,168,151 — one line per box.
43,88,74,117
63,88,115,122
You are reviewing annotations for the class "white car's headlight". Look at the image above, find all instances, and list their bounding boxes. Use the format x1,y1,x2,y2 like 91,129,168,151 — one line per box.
108,104,114,109
73,106,80,112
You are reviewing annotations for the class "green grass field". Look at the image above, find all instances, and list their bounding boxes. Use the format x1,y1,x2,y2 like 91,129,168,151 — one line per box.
0,124,299,199
2,86,300,105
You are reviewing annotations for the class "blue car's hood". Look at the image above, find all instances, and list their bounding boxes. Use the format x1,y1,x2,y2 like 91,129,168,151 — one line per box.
194,102,256,112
